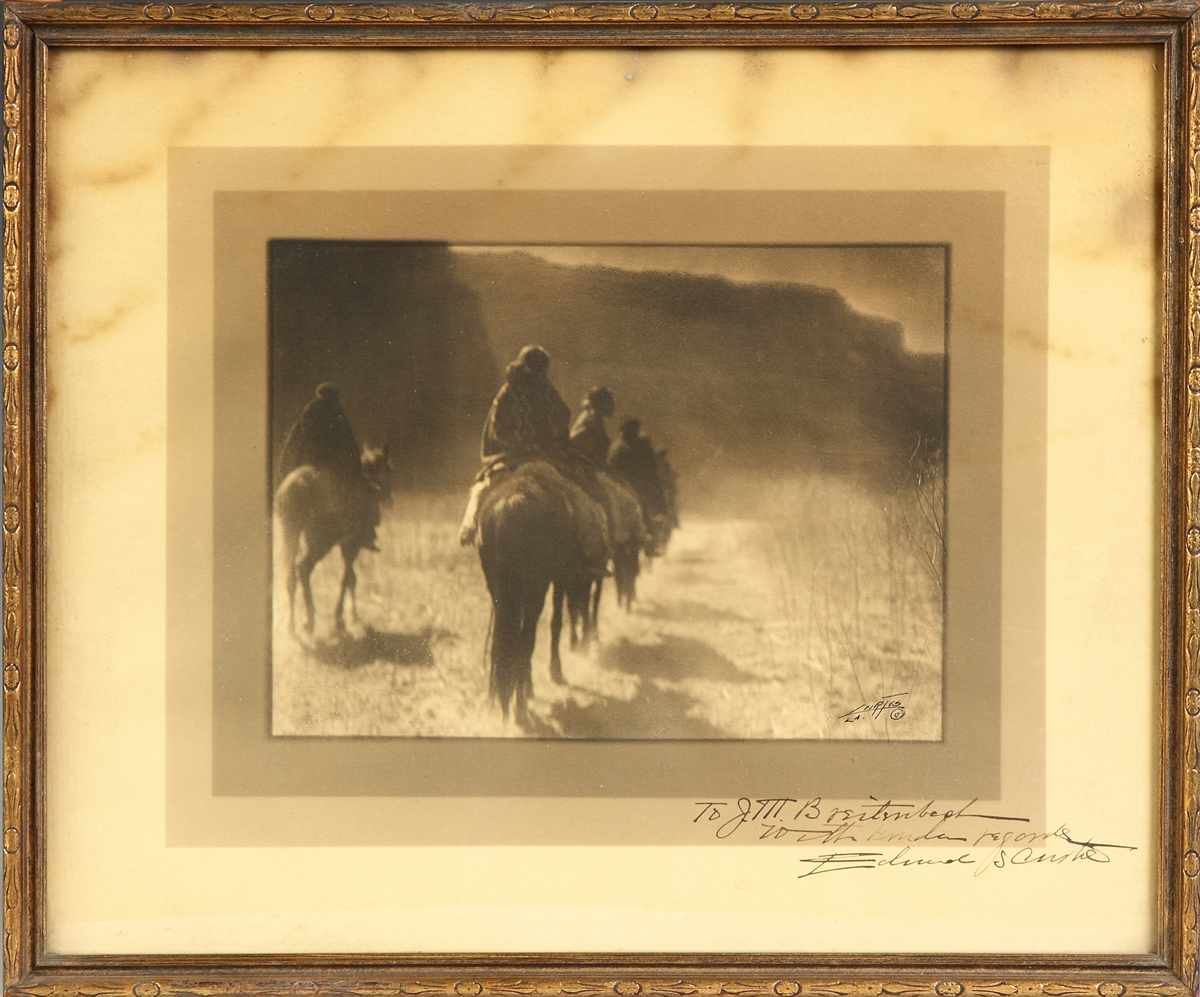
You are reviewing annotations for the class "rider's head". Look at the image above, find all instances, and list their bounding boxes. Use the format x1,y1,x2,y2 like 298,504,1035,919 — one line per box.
620,418,641,441
315,382,340,403
586,386,615,417
516,345,551,377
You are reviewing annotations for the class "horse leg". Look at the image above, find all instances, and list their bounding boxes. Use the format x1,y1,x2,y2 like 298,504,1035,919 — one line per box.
298,562,317,633
566,585,580,649
342,540,361,623
283,525,301,635
589,576,603,647
569,579,589,648
628,551,640,609
620,547,639,610
335,544,358,632
287,556,299,634
550,581,566,685
516,577,550,724
297,539,328,634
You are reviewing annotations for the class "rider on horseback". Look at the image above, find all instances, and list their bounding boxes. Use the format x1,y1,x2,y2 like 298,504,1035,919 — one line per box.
459,345,569,546
482,345,571,466
657,448,681,529
279,382,380,552
459,347,609,580
569,386,615,467
608,418,669,528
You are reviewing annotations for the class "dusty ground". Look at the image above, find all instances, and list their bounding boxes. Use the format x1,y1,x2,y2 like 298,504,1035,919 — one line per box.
272,480,942,740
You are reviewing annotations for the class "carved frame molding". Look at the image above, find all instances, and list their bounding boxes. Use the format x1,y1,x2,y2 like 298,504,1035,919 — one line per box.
0,3,1193,996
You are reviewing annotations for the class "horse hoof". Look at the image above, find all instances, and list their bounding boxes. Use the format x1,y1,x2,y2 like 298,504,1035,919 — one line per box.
550,667,566,686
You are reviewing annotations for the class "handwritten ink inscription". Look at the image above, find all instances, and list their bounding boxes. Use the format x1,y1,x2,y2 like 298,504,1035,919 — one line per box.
691,796,1136,879
838,692,907,724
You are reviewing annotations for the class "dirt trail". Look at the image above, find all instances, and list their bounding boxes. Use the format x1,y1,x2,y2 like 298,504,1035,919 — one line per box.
272,503,940,740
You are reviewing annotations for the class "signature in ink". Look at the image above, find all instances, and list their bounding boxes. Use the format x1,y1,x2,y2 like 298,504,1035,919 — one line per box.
838,692,908,724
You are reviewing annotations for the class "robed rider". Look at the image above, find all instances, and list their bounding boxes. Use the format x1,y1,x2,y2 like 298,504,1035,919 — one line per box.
279,382,378,551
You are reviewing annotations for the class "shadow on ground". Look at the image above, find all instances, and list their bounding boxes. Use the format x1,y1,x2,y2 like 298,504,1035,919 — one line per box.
598,634,760,684
663,549,710,565
304,624,455,669
518,633,766,738
524,681,727,739
658,565,733,588
637,598,749,625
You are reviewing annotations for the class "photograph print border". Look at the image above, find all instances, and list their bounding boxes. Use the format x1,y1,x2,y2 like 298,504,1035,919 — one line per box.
262,237,950,743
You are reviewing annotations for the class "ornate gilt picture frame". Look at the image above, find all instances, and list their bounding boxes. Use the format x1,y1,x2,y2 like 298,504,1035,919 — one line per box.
0,1,1192,993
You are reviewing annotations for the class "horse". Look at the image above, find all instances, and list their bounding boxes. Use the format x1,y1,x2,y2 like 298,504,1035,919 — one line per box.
655,447,680,548
477,461,606,721
553,472,646,660
607,473,649,611
275,445,390,635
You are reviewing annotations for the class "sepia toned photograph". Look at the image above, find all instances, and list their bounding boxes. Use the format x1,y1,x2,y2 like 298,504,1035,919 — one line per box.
269,241,947,740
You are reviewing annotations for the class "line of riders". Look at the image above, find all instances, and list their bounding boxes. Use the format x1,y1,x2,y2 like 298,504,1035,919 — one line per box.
459,344,678,563
275,345,680,720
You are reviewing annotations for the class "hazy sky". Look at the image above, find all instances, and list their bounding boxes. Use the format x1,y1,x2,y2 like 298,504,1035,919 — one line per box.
454,244,946,354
